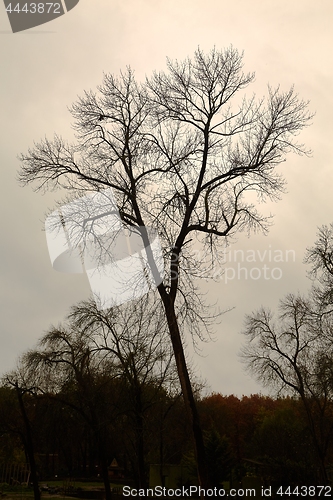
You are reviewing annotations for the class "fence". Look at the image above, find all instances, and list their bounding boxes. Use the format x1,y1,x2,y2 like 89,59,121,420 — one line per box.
0,462,30,485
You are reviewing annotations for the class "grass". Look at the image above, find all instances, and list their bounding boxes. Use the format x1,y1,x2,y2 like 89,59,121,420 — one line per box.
0,480,124,500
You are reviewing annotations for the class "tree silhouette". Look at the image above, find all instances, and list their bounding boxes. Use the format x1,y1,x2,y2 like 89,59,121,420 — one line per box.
241,294,333,483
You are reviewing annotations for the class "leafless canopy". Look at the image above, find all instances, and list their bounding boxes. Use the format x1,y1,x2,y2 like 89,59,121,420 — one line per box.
19,47,312,315
305,223,333,312
241,293,333,399
21,295,178,397
241,291,333,484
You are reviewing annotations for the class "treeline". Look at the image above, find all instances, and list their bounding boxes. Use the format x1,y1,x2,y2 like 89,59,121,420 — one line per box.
0,376,188,487
0,383,331,490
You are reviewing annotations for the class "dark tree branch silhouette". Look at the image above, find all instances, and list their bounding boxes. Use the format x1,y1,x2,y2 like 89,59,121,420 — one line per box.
241,292,333,484
21,295,178,491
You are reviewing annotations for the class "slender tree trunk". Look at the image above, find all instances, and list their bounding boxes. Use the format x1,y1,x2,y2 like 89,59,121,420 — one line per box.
139,224,208,494
98,440,112,500
94,422,112,500
131,381,147,489
159,416,165,487
15,386,41,500
301,396,329,484
159,292,208,498
135,413,147,489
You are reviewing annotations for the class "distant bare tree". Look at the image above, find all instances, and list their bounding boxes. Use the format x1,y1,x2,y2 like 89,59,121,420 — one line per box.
19,47,312,494
305,223,333,310
241,294,333,484
23,295,177,492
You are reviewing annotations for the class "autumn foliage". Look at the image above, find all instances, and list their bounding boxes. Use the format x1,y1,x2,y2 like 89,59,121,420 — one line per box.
0,388,329,489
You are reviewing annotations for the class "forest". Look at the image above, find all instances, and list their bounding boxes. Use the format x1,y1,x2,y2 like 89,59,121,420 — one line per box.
1,378,332,492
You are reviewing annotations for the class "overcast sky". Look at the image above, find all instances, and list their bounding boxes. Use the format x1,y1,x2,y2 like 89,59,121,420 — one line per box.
1,0,333,397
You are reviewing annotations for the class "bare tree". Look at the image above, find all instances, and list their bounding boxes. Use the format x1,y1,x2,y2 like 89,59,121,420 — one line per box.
2,369,41,500
19,47,312,493
67,295,179,489
241,294,333,484
17,327,116,499
305,223,333,311
23,295,177,492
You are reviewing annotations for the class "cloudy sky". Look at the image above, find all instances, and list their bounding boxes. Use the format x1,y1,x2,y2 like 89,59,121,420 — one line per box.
1,0,333,396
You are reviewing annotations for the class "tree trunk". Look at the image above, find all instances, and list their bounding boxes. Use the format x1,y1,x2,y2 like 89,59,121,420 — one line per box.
301,396,329,484
98,442,112,500
136,413,147,489
15,387,41,500
131,381,147,489
159,292,208,498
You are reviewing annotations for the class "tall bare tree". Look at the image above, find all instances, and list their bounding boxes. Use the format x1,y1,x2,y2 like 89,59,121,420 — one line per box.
19,47,312,493
241,294,333,484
